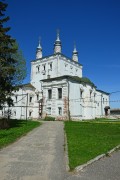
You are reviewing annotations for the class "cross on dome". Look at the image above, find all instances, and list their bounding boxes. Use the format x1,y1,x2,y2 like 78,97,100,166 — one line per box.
54,29,62,54
36,37,42,59
37,37,42,49
72,42,78,62
56,29,60,41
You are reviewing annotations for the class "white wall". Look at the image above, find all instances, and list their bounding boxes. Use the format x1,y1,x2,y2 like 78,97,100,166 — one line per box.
68,80,109,120
58,56,82,77
42,79,68,119
95,91,110,118
2,86,42,120
31,54,82,92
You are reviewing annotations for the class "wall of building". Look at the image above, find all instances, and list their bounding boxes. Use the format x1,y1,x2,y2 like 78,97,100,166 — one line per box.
0,50,109,121
68,81,96,120
31,54,82,92
41,78,109,120
58,56,82,78
0,86,42,120
95,91,110,118
42,79,68,119
31,56,58,91
68,80,110,120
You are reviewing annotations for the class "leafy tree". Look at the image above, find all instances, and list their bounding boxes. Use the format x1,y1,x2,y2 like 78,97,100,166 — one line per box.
12,41,27,85
0,1,26,109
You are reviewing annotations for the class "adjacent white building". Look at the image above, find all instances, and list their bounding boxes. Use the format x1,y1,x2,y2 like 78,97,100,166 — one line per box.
0,32,110,120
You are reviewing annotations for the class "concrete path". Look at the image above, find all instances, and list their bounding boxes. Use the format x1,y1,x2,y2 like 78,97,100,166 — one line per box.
0,121,69,180
66,150,120,180
0,121,120,180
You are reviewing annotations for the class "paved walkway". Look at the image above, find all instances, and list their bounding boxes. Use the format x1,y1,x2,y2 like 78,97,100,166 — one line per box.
0,121,69,180
66,150,120,180
0,121,120,180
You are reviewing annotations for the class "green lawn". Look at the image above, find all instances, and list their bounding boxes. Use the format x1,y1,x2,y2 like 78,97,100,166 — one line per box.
0,120,41,149
64,120,120,170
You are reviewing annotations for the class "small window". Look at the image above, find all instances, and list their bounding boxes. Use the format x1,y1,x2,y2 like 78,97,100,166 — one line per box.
38,66,39,72
106,99,107,104
65,64,68,71
48,89,52,99
36,66,40,72
70,66,73,73
15,95,17,103
43,65,45,71
29,111,32,117
58,107,62,115
37,94,39,101
80,90,83,98
47,107,51,115
14,111,16,116
94,94,96,102
49,63,52,70
58,88,62,99
103,98,104,104
29,96,32,103
90,91,92,98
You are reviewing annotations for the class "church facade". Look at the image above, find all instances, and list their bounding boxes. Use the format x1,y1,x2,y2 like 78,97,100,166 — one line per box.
0,32,110,120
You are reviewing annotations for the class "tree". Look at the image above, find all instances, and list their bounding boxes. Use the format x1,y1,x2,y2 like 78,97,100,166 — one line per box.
0,1,26,109
12,41,27,86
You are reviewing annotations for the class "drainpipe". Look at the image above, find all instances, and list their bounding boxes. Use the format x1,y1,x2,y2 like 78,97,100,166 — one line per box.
67,78,70,120
101,94,103,117
26,93,28,121
21,87,23,119
41,81,43,118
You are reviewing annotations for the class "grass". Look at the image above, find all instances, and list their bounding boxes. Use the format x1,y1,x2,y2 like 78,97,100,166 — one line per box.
64,120,120,170
0,119,41,149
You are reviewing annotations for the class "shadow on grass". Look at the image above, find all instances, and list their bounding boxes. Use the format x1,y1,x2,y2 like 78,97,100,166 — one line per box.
9,119,28,129
0,119,28,130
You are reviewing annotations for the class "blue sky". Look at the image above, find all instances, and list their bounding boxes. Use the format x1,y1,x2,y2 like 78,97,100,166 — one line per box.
5,0,120,108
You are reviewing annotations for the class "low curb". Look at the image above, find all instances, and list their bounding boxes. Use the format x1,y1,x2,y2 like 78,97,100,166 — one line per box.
74,145,120,173
64,133,70,172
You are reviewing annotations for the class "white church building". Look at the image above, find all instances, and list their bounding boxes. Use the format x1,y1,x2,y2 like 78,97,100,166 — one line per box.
1,32,110,120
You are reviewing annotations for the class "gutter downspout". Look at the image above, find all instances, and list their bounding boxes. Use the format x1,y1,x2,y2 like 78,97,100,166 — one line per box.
67,78,70,120
101,94,103,117
57,54,59,76
41,81,43,119
26,93,28,121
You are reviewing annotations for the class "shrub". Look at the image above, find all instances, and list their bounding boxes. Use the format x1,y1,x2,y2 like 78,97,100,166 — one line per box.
44,116,55,121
